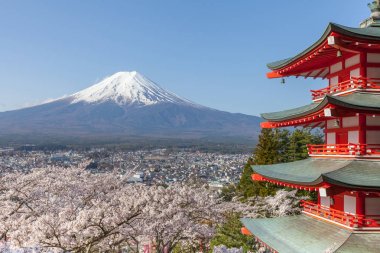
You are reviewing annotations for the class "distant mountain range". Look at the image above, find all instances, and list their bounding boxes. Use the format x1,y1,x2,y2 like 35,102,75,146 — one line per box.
0,71,261,143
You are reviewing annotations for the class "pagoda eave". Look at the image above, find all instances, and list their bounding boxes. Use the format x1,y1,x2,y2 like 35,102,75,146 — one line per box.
267,23,380,79
251,158,380,190
266,71,284,79
241,215,380,253
261,92,380,128
252,173,323,191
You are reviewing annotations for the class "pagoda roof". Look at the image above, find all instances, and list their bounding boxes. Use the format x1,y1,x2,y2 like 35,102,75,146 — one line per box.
252,158,380,189
268,23,380,70
266,23,380,78
261,92,380,122
335,233,380,253
241,215,380,253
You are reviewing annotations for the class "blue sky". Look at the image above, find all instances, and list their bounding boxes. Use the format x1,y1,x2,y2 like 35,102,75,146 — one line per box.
0,0,371,115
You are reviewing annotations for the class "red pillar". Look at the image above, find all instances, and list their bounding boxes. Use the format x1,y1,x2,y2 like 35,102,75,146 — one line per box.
360,52,367,78
358,53,367,152
359,114,366,146
356,191,365,215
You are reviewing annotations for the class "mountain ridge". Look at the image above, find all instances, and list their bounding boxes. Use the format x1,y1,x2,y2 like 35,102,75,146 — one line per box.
0,71,261,142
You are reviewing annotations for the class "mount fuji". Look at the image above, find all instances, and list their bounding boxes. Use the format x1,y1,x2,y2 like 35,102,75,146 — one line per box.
0,71,261,142
70,71,199,107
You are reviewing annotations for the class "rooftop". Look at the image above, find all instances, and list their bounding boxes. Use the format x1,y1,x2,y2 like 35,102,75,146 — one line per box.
252,158,380,189
261,91,380,123
241,215,380,253
267,23,380,78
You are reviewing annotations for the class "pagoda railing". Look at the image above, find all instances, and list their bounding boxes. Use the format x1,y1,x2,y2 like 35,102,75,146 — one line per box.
301,200,380,229
311,76,380,101
307,143,380,157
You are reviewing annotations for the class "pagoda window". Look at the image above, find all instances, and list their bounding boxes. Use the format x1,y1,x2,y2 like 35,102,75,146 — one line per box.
327,119,340,129
342,116,359,127
330,62,343,74
366,115,380,125
365,197,380,216
367,53,380,63
366,130,380,144
327,54,363,90
345,54,360,68
326,132,336,144
367,67,380,78
330,76,339,86
344,195,357,215
348,131,359,143
350,68,360,78
320,196,331,207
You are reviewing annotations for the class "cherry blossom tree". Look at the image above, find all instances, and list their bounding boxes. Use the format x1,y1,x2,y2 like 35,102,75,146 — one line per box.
0,163,300,253
210,190,302,253
140,184,223,252
212,245,244,253
0,165,149,252
0,165,245,252
249,189,301,218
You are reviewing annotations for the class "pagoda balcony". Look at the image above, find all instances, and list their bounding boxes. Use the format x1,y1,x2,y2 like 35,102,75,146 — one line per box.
311,76,380,101
307,143,380,157
301,200,380,230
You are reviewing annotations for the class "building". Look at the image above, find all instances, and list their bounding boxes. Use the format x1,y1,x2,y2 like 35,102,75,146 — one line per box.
127,171,145,183
241,2,380,252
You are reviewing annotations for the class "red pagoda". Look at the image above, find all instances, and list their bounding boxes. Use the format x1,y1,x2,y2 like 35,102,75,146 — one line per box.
241,2,380,252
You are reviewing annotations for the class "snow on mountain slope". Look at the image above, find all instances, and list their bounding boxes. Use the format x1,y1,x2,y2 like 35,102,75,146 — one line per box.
70,71,199,107
0,70,262,140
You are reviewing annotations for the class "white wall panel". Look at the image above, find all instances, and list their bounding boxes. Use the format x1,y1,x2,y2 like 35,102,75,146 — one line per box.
366,115,380,126
348,131,359,143
345,54,360,68
330,76,339,85
320,196,331,207
344,195,356,214
327,132,336,144
342,116,359,127
367,53,380,63
330,62,343,74
367,67,380,78
327,119,339,129
350,68,360,78
365,198,380,215
366,131,380,144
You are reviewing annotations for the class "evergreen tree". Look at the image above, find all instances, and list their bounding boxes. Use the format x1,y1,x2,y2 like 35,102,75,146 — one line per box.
286,128,323,161
237,158,277,198
209,213,255,253
237,128,289,198
220,184,238,202
212,128,323,251
252,128,289,165
237,128,323,199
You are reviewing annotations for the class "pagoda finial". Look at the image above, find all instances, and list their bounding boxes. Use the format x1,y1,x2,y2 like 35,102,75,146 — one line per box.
360,1,380,27
368,0,380,19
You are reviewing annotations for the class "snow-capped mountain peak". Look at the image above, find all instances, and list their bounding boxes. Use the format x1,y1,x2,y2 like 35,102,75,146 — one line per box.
0,70,261,140
70,71,196,106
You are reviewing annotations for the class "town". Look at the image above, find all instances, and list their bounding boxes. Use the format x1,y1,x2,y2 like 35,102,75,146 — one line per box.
0,147,249,187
